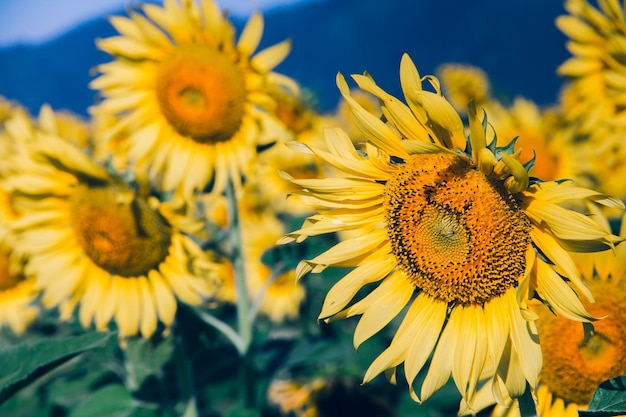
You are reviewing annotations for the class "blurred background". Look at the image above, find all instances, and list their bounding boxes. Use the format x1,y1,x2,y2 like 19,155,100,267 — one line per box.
0,0,570,117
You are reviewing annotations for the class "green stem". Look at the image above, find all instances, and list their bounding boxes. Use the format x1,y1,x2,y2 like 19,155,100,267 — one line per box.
226,179,255,408
175,326,198,417
193,307,245,354
518,384,538,417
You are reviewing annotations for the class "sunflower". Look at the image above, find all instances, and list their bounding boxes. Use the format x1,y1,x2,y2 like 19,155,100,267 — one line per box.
280,54,624,411
485,98,589,185
0,188,39,335
556,0,626,199
241,211,305,323
556,0,626,133
437,63,588,184
243,87,329,217
436,64,491,115
90,0,295,196
268,376,393,417
490,208,626,417
1,109,220,339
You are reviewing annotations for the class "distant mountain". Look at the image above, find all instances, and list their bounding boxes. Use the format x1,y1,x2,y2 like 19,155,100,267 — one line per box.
0,0,570,117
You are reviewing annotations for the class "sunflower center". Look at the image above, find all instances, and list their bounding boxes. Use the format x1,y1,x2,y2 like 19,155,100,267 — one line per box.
156,44,247,144
384,153,531,305
69,184,172,277
538,281,626,405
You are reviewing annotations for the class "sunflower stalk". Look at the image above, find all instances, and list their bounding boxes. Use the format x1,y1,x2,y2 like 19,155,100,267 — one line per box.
226,178,257,408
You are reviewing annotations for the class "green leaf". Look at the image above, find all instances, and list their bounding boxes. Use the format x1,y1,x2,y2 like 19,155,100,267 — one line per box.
226,405,262,417
579,376,626,417
0,331,115,405
68,384,136,417
124,334,175,391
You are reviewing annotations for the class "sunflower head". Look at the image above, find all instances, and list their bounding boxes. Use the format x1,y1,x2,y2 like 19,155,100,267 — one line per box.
242,211,305,323
436,63,491,114
1,108,221,339
90,0,296,195
281,53,624,409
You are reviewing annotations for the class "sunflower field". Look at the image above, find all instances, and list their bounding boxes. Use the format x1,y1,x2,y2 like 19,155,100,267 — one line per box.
0,0,626,416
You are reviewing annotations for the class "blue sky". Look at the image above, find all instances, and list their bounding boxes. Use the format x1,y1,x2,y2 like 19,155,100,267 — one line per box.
0,0,310,46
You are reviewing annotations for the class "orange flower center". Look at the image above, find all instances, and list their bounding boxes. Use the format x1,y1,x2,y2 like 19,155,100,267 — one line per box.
384,153,531,305
538,281,626,405
156,44,247,144
69,184,172,277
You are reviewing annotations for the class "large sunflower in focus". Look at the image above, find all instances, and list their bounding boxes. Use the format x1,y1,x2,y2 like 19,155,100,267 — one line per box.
280,54,623,411
1,110,219,339
491,209,626,417
90,0,294,195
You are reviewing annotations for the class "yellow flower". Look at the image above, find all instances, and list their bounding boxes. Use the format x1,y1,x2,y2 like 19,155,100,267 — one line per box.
437,63,587,184
436,63,491,114
491,209,626,417
327,87,382,141
556,0,626,133
1,110,220,339
90,0,295,196
281,54,623,411
268,376,393,417
0,96,21,125
244,87,329,216
556,0,626,199
268,379,320,417
242,211,305,323
0,188,39,335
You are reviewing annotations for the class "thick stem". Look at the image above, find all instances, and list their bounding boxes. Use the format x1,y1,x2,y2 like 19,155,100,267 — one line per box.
226,179,252,354
226,179,255,408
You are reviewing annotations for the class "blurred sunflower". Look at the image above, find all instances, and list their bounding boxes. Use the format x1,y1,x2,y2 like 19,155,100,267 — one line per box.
556,0,626,198
486,98,587,184
241,211,305,323
490,208,626,417
1,109,220,339
0,188,39,335
90,0,294,195
556,0,626,133
436,63,491,114
244,87,329,216
280,54,623,410
437,64,587,184
268,376,393,417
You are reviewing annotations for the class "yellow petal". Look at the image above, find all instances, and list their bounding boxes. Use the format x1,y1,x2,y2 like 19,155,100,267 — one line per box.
530,227,593,301
535,258,597,322
138,276,158,338
336,73,408,158
251,39,291,71
149,270,177,327
420,308,457,402
319,254,394,319
404,295,447,402
351,271,414,348
237,12,263,56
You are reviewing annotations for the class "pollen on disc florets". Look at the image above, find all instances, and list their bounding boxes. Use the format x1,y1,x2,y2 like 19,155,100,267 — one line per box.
156,44,247,144
384,152,531,306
